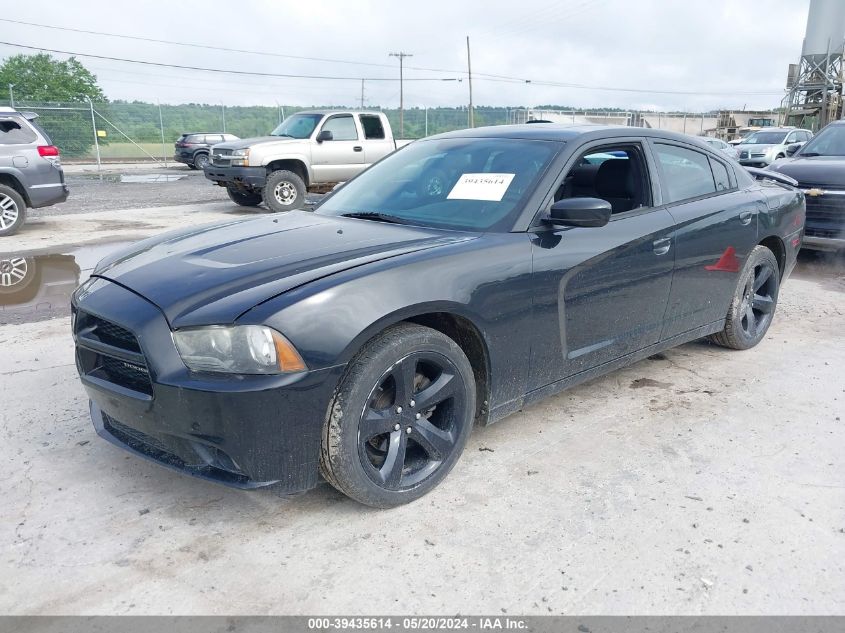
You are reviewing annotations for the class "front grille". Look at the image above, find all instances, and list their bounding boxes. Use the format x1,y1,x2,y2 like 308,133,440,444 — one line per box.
75,312,141,353
211,149,232,166
804,194,845,239
74,311,153,396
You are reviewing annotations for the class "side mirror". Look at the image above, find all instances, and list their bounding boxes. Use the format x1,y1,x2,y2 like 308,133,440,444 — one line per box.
546,197,612,228
785,142,803,157
316,130,333,143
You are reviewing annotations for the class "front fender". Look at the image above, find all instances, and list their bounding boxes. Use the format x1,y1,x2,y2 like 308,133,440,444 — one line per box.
238,233,534,411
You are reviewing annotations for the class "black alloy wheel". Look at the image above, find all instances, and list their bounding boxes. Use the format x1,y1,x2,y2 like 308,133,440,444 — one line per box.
320,324,476,507
358,352,465,490
711,245,780,350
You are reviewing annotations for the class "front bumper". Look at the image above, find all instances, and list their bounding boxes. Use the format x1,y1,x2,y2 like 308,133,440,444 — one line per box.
801,188,845,251
203,164,266,189
72,277,344,493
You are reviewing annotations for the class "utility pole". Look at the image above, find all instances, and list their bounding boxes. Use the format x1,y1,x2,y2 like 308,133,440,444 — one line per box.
360,79,365,109
389,51,413,137
83,95,101,173
8,83,14,108
158,100,168,168
466,37,474,128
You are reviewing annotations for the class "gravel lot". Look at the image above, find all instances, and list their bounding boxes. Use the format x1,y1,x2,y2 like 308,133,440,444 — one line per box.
1,174,843,615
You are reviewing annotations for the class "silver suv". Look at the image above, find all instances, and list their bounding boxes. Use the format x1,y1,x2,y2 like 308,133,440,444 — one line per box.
736,127,813,167
0,107,68,236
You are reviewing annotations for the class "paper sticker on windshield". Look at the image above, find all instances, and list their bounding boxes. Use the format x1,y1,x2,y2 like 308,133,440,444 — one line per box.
447,173,515,202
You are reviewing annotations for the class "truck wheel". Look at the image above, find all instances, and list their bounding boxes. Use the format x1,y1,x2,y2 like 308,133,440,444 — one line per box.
263,170,306,212
193,152,209,169
0,185,26,237
710,245,780,350
320,324,476,508
226,186,263,207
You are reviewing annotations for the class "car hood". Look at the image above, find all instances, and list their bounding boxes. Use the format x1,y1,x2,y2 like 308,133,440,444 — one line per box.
766,155,845,187
212,136,302,151
94,211,477,327
736,143,776,153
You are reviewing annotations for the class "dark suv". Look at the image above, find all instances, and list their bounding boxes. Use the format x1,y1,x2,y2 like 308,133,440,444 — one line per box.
174,133,239,170
0,107,68,237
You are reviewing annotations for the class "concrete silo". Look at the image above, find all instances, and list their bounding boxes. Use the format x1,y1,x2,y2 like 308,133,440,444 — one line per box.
784,0,845,129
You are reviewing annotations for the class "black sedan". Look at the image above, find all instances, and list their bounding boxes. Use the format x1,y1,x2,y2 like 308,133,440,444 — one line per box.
767,119,845,250
72,125,805,507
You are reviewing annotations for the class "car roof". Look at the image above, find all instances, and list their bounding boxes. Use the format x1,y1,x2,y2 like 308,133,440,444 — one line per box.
426,123,724,146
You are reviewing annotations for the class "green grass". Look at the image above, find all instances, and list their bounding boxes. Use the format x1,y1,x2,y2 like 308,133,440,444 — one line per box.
80,142,171,160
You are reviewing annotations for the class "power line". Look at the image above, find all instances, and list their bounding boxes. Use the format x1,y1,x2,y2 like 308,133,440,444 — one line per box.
0,39,783,99
0,41,458,82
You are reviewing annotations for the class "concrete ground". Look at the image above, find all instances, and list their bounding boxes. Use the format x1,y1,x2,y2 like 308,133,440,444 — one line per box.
1,184,844,615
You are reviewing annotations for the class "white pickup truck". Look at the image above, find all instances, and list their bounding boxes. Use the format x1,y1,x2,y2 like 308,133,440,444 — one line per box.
204,110,410,212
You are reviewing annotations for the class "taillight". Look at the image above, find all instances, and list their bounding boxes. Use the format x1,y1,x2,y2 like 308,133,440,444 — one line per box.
38,145,60,157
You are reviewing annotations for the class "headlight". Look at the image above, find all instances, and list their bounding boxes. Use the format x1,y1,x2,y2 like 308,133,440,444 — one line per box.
172,325,306,374
231,148,249,166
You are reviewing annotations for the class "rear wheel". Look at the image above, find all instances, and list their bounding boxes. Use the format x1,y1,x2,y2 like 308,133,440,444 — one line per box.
0,185,26,237
263,170,306,212
226,186,263,207
193,152,209,169
320,324,476,508
710,245,780,350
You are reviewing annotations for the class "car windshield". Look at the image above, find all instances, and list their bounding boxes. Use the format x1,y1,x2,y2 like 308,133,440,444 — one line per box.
315,137,560,232
797,125,845,156
742,131,788,145
270,113,323,139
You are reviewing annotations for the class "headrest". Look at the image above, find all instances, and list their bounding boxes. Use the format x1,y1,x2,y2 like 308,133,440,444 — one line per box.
595,159,633,197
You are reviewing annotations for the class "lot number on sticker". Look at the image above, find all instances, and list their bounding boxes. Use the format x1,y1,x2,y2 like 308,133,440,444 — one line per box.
447,173,515,201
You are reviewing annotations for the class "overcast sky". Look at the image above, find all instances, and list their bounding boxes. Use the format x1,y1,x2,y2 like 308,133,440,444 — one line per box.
0,0,813,111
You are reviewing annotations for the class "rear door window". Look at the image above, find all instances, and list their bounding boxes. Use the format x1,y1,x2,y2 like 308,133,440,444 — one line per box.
205,135,224,144
0,118,37,145
360,114,385,140
709,157,731,192
187,135,205,144
654,143,717,204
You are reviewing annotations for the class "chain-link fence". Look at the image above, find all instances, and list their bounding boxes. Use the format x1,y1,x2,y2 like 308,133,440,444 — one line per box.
0,100,514,163
1,99,777,163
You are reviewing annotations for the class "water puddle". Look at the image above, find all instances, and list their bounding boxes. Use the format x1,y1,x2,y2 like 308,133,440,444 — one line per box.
120,174,186,183
0,242,134,325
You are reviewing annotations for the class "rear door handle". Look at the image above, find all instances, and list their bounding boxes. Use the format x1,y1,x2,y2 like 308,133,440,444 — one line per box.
739,210,754,225
353,146,363,152
653,237,671,255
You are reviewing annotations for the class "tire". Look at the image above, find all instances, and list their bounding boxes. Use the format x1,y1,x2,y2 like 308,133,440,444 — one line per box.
226,186,263,207
263,169,306,212
0,256,39,303
193,152,209,169
0,185,26,237
710,245,780,350
320,324,476,508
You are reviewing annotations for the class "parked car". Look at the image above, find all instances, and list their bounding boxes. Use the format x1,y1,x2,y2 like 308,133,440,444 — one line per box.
703,137,740,159
174,133,239,170
736,127,812,167
0,107,68,237
766,120,845,250
73,124,804,507
203,111,411,212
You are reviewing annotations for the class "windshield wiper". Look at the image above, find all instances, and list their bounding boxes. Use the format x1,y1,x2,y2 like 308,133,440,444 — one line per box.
340,211,412,225
273,133,295,138
799,152,821,156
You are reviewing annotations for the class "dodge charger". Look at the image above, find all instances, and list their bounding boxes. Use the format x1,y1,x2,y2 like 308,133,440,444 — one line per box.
72,125,805,507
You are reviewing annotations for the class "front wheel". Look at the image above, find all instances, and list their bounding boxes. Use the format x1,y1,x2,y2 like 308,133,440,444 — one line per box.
710,245,780,350
263,170,306,212
0,185,26,237
320,324,476,508
226,186,263,207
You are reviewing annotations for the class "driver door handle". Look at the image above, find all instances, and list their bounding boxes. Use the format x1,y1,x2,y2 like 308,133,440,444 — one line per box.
739,210,754,225
653,237,671,255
